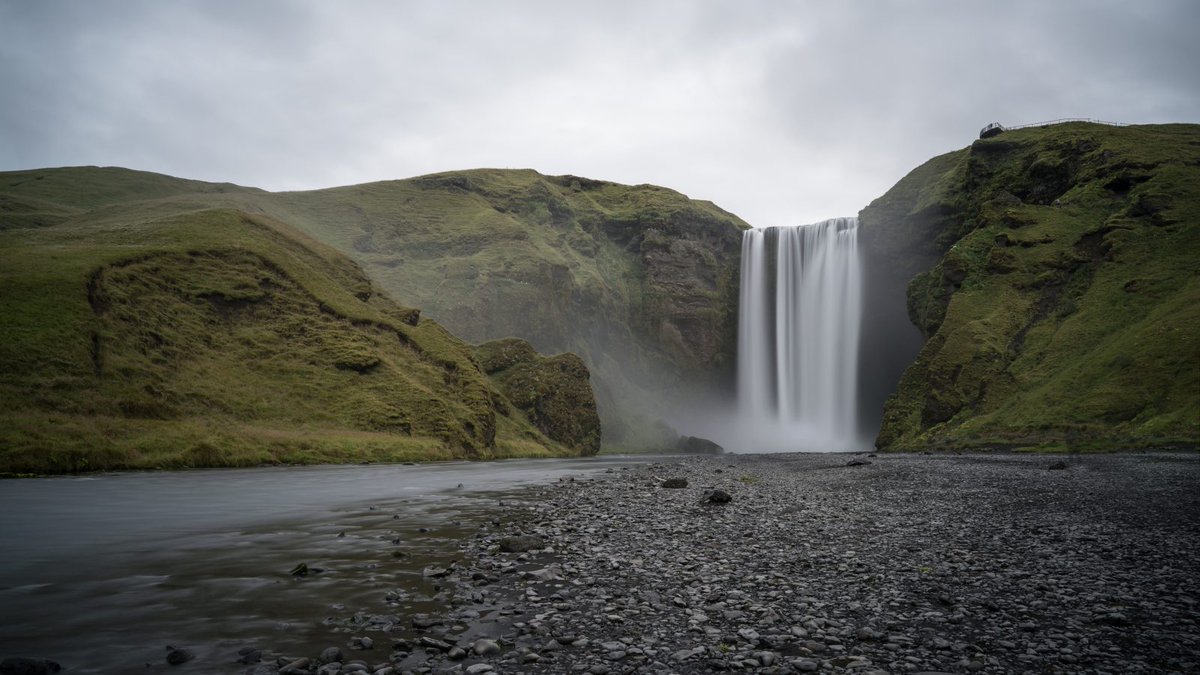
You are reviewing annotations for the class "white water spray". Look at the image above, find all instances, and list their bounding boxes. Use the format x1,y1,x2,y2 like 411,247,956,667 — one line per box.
735,218,863,451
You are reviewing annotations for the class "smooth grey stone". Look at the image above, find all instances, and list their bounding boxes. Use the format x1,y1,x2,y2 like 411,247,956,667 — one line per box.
471,639,501,656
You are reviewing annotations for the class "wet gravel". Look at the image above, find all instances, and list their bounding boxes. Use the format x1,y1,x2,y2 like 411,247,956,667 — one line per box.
165,453,1200,674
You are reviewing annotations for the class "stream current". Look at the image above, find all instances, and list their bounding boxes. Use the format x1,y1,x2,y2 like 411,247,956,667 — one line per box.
0,457,648,672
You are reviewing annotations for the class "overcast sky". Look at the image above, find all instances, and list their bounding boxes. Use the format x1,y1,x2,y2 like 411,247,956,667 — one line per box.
2,1,1197,226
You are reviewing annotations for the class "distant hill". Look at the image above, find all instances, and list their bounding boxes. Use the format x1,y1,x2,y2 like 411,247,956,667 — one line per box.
859,123,1200,451
263,169,750,447
0,168,599,472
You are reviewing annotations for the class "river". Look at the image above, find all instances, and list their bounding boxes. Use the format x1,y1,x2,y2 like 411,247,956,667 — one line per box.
0,456,650,673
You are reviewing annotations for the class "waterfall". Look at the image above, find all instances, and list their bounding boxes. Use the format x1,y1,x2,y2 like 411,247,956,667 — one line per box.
737,218,863,451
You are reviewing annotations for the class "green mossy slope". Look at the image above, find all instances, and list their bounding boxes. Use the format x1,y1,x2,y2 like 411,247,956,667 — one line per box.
2,166,749,450
860,123,1200,451
0,171,586,473
264,170,749,447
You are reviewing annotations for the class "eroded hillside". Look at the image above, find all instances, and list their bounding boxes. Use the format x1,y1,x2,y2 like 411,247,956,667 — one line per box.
0,169,597,472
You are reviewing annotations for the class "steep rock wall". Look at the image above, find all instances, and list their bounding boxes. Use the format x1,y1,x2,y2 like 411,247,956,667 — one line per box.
859,123,1200,451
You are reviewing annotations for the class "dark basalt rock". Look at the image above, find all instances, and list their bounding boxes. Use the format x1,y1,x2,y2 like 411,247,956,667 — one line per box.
661,478,688,488
422,564,453,578
498,534,543,553
410,616,443,630
0,658,62,675
676,435,723,454
419,636,454,652
290,562,323,576
278,657,310,674
703,488,733,503
165,646,194,665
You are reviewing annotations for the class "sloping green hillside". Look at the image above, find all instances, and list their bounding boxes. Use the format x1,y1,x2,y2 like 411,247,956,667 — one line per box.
260,169,749,446
2,167,748,450
860,123,1200,451
0,169,595,473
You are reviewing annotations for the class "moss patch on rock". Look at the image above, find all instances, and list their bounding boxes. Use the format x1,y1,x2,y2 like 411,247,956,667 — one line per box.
475,338,601,456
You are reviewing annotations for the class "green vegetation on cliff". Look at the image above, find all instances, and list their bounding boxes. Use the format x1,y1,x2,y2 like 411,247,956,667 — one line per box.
262,169,749,447
474,338,601,456
3,166,748,451
860,123,1200,451
0,168,594,472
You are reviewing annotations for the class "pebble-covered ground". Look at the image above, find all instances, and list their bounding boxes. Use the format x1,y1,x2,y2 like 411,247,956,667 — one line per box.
429,453,1200,675
74,452,1196,675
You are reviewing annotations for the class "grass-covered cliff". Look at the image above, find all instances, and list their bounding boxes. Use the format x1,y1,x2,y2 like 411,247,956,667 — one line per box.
860,123,1199,451
262,169,750,447
0,168,598,473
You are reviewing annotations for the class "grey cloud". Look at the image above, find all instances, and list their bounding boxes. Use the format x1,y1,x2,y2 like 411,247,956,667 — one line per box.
1,0,1197,226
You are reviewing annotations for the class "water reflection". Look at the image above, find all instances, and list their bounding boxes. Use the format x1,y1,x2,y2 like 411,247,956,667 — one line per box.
0,457,649,672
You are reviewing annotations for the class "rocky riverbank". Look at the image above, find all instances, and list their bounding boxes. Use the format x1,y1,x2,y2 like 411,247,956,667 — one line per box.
73,452,1197,675
433,453,1200,675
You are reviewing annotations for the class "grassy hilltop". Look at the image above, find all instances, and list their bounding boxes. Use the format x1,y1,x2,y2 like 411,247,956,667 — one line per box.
0,168,599,473
860,123,1200,451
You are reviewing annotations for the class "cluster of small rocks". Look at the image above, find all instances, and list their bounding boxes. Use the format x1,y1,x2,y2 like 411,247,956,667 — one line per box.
231,452,1198,674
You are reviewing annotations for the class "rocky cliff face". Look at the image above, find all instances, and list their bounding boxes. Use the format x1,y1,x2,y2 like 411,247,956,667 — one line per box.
267,169,749,446
859,123,1199,451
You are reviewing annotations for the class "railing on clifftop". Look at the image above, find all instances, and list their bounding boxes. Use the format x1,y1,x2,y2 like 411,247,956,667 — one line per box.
979,118,1129,139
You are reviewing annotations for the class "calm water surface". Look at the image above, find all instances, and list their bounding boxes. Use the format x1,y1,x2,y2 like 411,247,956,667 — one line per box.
0,456,653,673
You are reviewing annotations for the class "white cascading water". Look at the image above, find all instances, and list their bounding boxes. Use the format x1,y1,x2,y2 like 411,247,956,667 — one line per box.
737,218,863,451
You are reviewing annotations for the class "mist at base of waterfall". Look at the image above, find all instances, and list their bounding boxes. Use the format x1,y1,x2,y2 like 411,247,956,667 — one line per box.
673,405,874,454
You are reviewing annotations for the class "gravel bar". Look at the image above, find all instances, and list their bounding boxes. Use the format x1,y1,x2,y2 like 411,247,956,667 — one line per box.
241,452,1200,675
